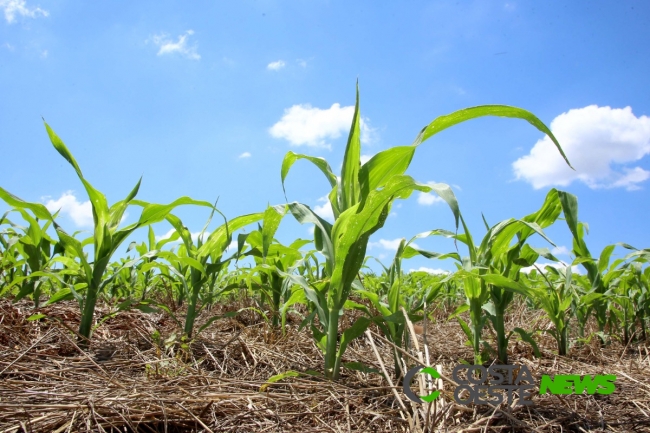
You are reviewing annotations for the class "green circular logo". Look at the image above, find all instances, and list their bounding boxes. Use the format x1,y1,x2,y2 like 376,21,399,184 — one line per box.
403,366,441,403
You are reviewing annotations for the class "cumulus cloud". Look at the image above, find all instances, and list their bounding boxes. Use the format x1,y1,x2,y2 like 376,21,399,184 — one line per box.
513,105,650,191
551,246,571,256
223,240,238,254
269,103,376,149
149,30,200,60
267,60,285,71
409,267,450,275
417,181,445,206
520,262,582,275
44,191,93,228
1,0,48,24
238,151,251,159
368,238,419,251
314,196,334,221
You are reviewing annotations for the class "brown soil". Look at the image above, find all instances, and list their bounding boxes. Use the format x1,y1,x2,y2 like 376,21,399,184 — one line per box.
0,299,649,432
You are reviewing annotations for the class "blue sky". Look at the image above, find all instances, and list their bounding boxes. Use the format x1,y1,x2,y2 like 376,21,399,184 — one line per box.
1,0,649,274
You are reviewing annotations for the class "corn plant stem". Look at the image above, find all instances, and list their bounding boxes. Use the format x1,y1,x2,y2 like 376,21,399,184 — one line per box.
325,308,340,380
78,280,101,348
183,269,202,338
469,299,483,365
559,322,568,356
494,306,508,364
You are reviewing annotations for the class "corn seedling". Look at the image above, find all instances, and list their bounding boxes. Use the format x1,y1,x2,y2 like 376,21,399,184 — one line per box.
281,82,573,378
0,121,217,347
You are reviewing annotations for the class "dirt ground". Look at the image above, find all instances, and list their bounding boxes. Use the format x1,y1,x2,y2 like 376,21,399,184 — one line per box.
1,299,649,432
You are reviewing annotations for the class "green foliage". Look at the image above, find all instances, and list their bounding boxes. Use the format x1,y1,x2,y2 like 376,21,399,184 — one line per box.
0,82,646,381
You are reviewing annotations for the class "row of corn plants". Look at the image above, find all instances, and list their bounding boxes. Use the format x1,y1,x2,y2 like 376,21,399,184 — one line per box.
1,84,648,381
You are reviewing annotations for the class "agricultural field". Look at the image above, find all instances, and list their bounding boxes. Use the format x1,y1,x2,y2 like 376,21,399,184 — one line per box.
1,91,649,432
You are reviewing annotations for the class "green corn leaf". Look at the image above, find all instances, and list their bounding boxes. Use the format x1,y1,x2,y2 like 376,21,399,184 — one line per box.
311,324,328,353
336,316,371,359
197,212,264,261
0,187,54,221
359,146,415,197
280,288,308,331
598,244,616,274
260,371,301,392
45,288,75,304
479,273,532,297
339,81,362,211
456,317,473,342
330,175,443,308
511,327,541,358
165,214,196,256
262,204,286,259
134,197,215,227
281,152,337,198
412,105,573,170
287,202,334,275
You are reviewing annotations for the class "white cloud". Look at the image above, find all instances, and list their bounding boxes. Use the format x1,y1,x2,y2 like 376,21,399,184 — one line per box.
40,49,47,58
417,181,445,206
224,240,238,254
296,58,308,68
3,42,15,51
267,60,285,71
551,246,570,256
155,228,177,241
269,103,376,149
238,151,251,159
44,191,93,228
368,238,419,251
314,196,334,221
513,105,650,191
409,267,450,275
149,30,200,60
1,0,48,24
520,262,582,275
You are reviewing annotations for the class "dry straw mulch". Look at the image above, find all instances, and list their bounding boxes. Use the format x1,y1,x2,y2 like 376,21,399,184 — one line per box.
1,299,649,432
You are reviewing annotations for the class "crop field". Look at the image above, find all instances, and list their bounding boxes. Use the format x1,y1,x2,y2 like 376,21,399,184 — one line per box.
1,91,649,432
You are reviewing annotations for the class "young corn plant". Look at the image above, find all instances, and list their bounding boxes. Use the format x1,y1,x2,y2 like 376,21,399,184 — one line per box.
556,193,626,346
568,273,605,343
0,121,216,347
426,189,578,364
610,251,649,343
281,82,572,379
163,205,270,338
354,236,446,381
0,209,62,307
240,217,307,328
528,264,578,356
